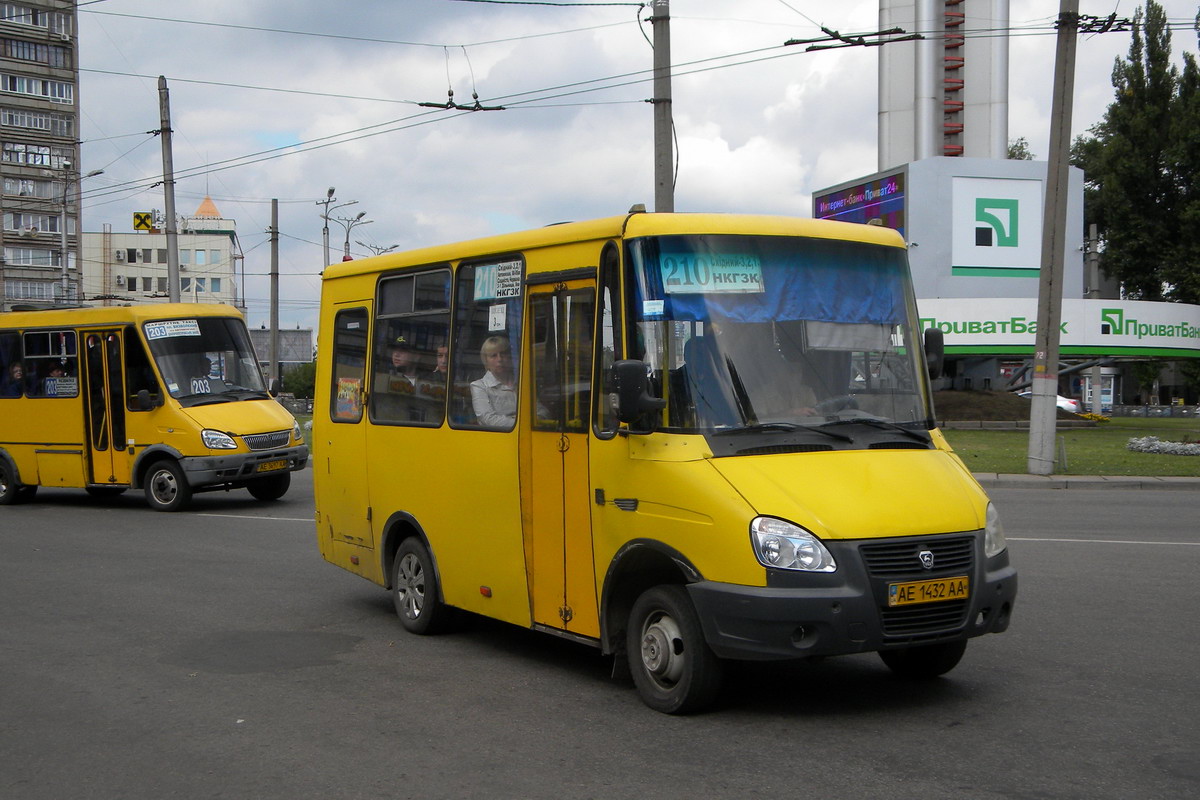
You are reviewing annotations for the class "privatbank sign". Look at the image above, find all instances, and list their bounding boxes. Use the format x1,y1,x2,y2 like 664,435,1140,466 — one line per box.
916,298,1200,357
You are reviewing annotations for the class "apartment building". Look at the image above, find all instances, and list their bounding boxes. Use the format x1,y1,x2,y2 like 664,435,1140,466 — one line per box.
0,1,79,310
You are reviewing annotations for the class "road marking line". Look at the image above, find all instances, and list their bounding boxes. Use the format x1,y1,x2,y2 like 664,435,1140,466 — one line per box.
1009,537,1200,546
196,513,312,522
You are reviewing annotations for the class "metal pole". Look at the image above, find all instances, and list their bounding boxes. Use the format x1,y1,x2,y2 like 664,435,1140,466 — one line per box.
270,199,280,388
650,0,673,213
1027,1,1078,475
1087,223,1103,414
158,76,181,302
317,187,335,270
60,166,70,303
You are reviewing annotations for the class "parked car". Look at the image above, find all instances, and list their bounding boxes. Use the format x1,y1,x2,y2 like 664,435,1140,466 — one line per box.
1016,391,1081,413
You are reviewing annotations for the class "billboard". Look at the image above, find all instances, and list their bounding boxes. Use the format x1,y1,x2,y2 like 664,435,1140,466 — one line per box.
813,172,905,237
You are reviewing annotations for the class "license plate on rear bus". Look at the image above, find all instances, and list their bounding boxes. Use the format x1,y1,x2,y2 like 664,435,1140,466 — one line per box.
256,459,287,473
888,576,969,607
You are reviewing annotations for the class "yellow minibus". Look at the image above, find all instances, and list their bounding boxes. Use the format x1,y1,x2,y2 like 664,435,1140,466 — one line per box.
0,303,308,511
313,212,1016,713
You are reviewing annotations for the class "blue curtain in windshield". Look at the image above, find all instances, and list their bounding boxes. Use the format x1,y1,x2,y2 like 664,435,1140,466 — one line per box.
634,236,906,326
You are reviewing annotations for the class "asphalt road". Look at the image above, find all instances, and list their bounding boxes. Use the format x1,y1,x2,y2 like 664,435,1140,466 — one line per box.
1,473,1197,800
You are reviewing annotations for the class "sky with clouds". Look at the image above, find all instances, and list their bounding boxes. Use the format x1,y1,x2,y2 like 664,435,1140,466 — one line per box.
75,0,1200,331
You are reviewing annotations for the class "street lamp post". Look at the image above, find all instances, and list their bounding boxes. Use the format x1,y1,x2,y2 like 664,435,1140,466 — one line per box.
315,187,336,269
332,211,372,261
355,240,399,256
60,163,103,305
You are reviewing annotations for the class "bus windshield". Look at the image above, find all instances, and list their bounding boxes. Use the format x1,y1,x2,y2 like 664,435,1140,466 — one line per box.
143,316,268,406
627,234,933,436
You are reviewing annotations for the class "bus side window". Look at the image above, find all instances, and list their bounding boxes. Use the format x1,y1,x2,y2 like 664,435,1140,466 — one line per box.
450,258,525,431
330,307,369,423
595,242,623,436
124,329,160,409
19,330,78,399
0,331,22,398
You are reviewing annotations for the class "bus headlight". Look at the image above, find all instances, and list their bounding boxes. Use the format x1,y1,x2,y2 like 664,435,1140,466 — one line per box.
201,429,238,450
292,421,304,443
984,502,1008,557
750,517,837,572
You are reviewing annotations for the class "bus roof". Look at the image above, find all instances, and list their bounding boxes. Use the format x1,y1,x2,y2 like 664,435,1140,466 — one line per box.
0,303,245,329
321,212,906,281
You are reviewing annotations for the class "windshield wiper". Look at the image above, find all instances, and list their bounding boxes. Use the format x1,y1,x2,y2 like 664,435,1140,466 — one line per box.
713,422,853,442
819,418,930,442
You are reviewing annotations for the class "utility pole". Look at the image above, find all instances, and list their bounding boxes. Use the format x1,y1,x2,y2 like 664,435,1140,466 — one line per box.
1087,223,1103,415
1027,1,1079,475
269,199,280,389
650,0,673,213
158,76,181,302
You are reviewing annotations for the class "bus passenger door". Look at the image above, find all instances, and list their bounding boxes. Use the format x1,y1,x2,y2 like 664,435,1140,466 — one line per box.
320,306,375,555
525,280,598,638
82,330,130,485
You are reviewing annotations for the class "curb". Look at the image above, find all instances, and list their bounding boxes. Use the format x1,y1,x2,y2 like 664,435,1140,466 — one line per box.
972,473,1200,490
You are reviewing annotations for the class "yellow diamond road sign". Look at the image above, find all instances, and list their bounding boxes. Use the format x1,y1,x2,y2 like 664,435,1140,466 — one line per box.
133,212,154,231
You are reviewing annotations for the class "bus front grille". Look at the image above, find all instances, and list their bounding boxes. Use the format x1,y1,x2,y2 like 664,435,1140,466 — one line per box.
243,430,291,451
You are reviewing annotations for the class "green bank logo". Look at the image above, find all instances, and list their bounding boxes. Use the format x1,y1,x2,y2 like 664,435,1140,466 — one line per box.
1101,307,1200,340
975,198,1019,247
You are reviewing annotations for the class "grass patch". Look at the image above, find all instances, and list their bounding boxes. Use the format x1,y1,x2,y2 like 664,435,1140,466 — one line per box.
943,418,1200,476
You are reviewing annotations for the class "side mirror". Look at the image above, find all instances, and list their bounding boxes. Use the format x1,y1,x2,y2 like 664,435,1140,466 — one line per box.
613,359,665,425
924,327,945,380
269,377,282,397
136,389,160,411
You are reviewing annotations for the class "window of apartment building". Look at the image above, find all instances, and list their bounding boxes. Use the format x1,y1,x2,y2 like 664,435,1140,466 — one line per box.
2,106,73,137
209,278,221,293
2,176,56,199
141,248,151,263
2,141,71,167
1,38,70,68
5,212,71,234
156,249,167,264
194,250,207,266
180,277,191,293
3,278,55,301
0,4,71,35
0,73,74,104
157,277,167,293
3,246,58,266
179,249,190,265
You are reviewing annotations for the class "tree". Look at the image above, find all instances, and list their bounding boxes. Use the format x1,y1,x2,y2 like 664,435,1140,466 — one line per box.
282,361,316,399
1071,2,1192,302
1007,137,1035,160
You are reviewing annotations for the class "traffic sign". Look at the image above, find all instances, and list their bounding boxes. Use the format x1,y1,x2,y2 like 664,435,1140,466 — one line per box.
133,212,154,231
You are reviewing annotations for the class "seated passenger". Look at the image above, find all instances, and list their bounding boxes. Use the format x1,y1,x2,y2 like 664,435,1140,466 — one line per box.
470,336,517,429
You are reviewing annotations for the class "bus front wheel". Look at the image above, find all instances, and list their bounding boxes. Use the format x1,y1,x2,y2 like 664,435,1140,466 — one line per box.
879,640,967,678
392,538,450,635
247,472,290,501
144,460,192,512
627,585,723,714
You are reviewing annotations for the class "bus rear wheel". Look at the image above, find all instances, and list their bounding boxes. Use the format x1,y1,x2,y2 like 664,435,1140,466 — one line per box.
879,640,967,678
247,472,290,501
144,459,192,512
626,585,723,714
392,538,450,635
0,463,34,505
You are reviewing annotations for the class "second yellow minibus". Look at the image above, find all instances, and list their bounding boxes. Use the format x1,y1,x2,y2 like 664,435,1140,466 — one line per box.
0,303,308,511
313,212,1017,713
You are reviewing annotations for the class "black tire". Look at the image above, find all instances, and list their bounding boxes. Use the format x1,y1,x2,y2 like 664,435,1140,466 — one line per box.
247,472,290,501
392,538,450,635
0,461,33,505
85,486,127,498
879,640,967,678
143,459,192,512
0,461,17,505
626,585,723,714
